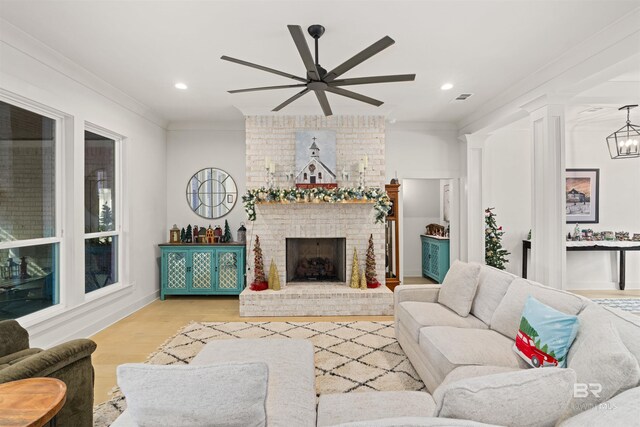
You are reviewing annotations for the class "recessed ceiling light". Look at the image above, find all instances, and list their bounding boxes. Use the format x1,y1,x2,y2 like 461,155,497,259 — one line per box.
174,82,188,90
441,83,454,91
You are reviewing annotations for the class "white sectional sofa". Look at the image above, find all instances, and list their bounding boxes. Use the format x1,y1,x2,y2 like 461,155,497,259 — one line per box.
395,262,640,426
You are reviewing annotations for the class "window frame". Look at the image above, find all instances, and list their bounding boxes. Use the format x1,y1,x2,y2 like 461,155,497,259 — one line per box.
83,122,123,297
0,92,65,319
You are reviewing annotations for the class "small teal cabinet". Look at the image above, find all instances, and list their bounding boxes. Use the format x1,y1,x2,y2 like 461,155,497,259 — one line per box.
160,244,245,299
421,235,450,284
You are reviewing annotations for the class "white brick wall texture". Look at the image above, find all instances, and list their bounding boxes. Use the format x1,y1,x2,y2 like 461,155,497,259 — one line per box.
245,115,387,288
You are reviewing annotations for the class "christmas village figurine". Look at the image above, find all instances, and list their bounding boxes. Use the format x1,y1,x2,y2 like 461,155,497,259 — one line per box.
205,225,215,244
222,220,232,243
199,226,206,243
214,225,223,243
365,234,381,288
349,247,360,289
185,224,193,243
193,225,199,242
268,259,281,291
485,208,510,270
250,235,268,291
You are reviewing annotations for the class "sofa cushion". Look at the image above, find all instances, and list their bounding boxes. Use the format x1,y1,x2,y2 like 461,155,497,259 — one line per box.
419,327,528,385
438,365,520,389
0,348,42,365
437,261,481,317
514,296,579,368
490,278,585,340
397,302,487,342
317,391,436,427
558,386,640,427
191,338,316,427
117,362,268,427
329,417,501,427
470,266,515,325
434,367,576,427
599,304,640,368
561,305,640,419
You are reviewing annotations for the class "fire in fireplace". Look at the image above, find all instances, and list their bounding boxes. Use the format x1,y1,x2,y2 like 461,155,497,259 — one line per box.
286,238,346,282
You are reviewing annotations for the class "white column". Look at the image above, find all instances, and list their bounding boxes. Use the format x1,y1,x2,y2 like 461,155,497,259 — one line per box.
459,134,488,264
523,98,566,288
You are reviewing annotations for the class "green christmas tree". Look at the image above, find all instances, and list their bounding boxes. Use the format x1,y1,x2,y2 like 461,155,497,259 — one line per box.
185,224,193,243
222,220,232,243
485,207,510,270
365,234,381,288
180,227,186,242
99,203,114,231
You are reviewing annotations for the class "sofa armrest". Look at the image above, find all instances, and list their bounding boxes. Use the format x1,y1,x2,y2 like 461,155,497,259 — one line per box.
0,338,97,383
0,320,30,357
433,367,576,427
394,284,441,313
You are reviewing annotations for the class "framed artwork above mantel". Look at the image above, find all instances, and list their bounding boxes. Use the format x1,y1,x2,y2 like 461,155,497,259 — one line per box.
566,168,599,224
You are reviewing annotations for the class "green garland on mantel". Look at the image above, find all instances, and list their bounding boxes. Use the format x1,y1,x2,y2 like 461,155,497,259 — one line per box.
242,186,392,224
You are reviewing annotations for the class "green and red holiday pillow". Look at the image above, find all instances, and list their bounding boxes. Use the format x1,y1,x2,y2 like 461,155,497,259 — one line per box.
513,296,579,368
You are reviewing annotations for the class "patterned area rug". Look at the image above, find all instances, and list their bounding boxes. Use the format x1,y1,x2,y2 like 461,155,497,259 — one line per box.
93,321,424,426
593,298,640,313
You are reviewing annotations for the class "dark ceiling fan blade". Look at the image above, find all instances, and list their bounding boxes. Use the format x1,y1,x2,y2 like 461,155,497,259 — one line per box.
325,86,383,107
221,55,307,83
287,25,320,81
228,84,307,94
314,90,333,116
272,88,311,112
323,36,395,82
329,74,416,86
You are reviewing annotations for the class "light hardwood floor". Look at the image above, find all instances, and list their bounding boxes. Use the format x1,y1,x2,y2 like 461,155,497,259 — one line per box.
90,289,640,405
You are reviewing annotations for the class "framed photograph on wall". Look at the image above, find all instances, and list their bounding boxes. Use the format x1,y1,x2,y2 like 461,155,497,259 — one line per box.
566,168,599,223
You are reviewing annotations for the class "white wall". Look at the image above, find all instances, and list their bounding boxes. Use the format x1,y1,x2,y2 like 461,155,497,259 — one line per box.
402,179,441,276
483,127,532,277
385,123,461,280
166,127,246,239
565,125,640,289
0,23,167,347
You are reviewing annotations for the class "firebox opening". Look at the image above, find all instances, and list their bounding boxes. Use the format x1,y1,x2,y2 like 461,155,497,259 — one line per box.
286,238,346,283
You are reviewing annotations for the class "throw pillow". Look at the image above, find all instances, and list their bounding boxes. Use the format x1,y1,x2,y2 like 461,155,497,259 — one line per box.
117,362,269,427
514,296,579,368
437,260,481,317
561,305,640,419
434,367,576,427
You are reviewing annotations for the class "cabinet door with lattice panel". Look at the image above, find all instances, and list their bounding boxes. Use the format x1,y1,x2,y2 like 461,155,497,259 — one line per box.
215,248,244,292
162,249,189,300
190,250,214,291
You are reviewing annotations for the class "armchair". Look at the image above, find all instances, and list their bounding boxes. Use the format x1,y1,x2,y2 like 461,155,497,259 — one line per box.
0,319,97,427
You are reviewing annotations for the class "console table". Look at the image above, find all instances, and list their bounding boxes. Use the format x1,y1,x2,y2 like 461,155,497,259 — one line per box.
159,244,245,299
421,235,450,284
522,240,640,290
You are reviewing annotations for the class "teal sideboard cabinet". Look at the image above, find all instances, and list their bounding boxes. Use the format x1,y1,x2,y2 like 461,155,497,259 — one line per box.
159,244,245,299
421,235,450,284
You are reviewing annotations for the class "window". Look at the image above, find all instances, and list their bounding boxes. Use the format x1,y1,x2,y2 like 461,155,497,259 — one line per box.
0,100,60,320
84,128,120,293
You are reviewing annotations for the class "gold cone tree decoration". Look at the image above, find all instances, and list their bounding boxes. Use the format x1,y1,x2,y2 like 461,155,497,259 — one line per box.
350,247,360,288
268,259,281,291
359,268,367,289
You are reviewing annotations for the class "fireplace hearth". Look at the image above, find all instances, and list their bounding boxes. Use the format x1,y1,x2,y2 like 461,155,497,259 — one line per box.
286,238,346,283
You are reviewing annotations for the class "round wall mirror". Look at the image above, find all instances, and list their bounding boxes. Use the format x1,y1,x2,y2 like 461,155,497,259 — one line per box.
186,168,237,219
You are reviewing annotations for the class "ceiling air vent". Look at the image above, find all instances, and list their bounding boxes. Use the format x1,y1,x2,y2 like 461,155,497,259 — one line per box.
454,93,473,101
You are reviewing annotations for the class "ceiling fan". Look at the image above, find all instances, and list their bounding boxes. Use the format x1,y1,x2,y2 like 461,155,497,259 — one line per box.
221,24,416,116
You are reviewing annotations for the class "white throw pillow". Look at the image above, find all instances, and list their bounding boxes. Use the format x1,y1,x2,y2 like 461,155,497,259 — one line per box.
117,362,269,427
434,368,576,427
562,305,640,419
437,260,481,317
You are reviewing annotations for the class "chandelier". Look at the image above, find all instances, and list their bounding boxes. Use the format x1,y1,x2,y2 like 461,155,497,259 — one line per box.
606,105,639,159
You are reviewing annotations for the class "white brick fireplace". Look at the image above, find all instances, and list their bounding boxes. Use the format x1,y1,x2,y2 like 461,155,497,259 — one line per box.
239,115,393,316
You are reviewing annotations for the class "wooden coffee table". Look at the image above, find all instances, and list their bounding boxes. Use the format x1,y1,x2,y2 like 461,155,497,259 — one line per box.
0,378,66,427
